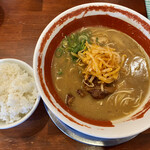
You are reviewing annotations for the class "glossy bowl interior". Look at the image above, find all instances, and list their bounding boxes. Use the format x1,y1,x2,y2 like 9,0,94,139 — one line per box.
0,58,40,129
33,3,150,139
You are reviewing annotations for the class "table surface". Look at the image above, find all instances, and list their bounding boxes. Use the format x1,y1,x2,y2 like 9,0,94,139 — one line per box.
0,0,150,149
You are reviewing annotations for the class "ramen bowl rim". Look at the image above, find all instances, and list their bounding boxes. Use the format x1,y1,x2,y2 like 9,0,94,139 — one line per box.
33,2,150,139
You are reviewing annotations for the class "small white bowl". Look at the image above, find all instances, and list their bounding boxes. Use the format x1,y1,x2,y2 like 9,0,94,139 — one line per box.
0,58,40,129
33,3,150,139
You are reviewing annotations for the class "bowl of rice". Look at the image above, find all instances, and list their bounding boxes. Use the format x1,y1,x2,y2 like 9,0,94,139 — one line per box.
0,58,40,129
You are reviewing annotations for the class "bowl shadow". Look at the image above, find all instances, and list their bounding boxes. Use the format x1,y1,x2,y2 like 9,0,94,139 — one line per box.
0,99,49,138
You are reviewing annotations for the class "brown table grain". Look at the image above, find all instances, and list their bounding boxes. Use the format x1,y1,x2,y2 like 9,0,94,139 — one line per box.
0,0,149,150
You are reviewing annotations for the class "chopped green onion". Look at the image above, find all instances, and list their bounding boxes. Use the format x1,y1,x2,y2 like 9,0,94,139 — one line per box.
62,40,68,48
55,48,63,58
58,30,91,60
57,69,63,75
96,37,99,43
78,35,88,41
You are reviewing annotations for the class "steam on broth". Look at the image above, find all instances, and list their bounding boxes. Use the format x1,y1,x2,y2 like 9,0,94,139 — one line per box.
51,26,150,121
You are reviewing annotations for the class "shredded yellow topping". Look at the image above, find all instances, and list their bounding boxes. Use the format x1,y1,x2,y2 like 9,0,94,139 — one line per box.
78,42,127,83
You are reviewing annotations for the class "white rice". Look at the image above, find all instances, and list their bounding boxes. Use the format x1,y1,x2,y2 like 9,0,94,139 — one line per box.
0,62,38,123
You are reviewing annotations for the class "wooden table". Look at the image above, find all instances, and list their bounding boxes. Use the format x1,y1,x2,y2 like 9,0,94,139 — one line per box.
0,0,149,149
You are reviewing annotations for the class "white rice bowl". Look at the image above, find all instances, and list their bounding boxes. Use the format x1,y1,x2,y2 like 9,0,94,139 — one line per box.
0,58,40,129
